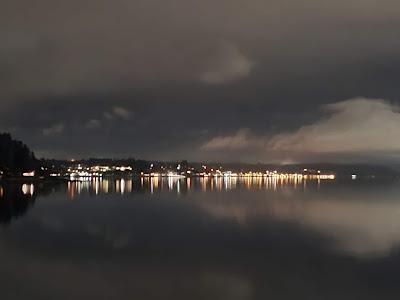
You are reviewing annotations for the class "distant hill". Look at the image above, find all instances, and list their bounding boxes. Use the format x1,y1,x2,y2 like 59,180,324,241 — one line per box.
0,133,37,176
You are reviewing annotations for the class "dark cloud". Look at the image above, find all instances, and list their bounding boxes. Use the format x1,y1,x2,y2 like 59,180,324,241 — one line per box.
2,0,400,161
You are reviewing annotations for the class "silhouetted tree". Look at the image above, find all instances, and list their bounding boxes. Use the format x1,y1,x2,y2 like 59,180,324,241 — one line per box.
0,133,38,176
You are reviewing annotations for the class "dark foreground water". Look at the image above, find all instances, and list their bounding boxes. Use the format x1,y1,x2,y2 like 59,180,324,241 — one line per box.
1,177,400,299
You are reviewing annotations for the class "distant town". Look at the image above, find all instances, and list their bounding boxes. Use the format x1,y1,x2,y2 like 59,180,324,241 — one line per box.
0,133,398,181
39,159,336,181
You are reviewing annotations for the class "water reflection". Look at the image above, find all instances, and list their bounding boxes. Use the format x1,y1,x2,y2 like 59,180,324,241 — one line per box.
0,181,66,225
60,177,400,257
2,178,400,299
21,183,35,196
3,178,400,257
0,183,36,224
65,176,316,198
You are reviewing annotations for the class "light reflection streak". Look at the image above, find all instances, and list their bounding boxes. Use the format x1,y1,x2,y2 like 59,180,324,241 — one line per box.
168,177,174,191
121,179,126,195
94,178,100,195
3,179,399,259
68,182,75,199
102,180,109,194
153,177,159,190
21,184,35,196
116,179,120,194
65,176,325,197
177,179,181,195
200,177,207,192
126,180,132,193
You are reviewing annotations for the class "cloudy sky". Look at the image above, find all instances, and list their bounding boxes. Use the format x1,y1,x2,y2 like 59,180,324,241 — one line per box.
2,0,400,162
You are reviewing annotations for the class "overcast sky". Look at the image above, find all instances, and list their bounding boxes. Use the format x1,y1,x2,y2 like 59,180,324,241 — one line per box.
2,0,400,162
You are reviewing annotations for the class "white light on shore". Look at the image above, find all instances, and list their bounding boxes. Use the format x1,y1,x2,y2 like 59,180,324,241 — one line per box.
23,171,35,177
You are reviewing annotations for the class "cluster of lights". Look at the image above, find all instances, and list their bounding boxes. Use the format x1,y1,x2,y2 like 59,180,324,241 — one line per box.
141,170,335,180
51,162,337,182
60,164,134,180
206,172,335,179
141,172,186,178
115,166,132,172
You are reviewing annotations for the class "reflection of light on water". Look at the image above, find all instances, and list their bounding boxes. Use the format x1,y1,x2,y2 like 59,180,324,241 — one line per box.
77,181,83,194
200,177,207,192
153,177,159,190
66,176,328,197
214,177,218,191
58,177,400,258
67,181,85,199
68,182,75,199
102,180,109,194
125,179,132,193
168,177,174,191
0,186,3,197
177,179,181,194
121,179,126,195
245,177,251,189
95,178,100,195
22,184,35,196
116,180,120,194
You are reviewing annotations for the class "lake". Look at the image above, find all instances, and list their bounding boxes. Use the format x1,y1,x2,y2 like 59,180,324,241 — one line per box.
1,177,400,299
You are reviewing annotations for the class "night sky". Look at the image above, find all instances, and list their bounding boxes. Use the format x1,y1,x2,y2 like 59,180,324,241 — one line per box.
2,0,400,163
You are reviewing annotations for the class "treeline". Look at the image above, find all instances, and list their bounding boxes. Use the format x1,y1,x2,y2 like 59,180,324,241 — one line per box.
0,133,38,176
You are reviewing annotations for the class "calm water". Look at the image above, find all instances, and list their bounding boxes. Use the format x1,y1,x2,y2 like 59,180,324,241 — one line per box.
1,177,400,299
